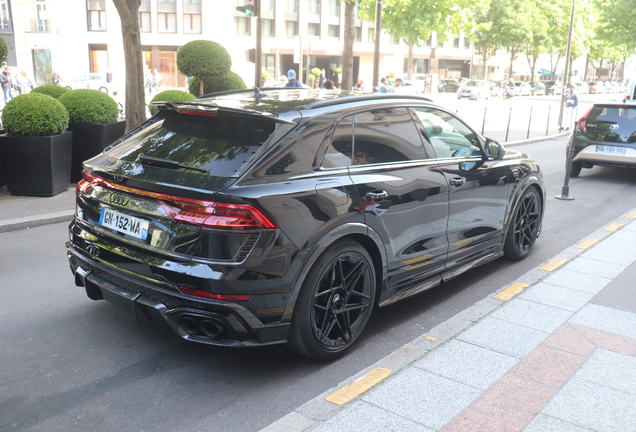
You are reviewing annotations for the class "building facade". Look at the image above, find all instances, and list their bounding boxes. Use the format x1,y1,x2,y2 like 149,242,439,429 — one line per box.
0,0,474,91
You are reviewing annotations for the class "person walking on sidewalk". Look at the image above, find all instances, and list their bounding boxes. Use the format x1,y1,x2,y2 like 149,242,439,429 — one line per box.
0,67,15,103
563,84,578,131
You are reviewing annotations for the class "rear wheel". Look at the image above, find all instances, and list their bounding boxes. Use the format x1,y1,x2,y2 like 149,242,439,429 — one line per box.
287,239,376,360
503,188,542,260
570,162,582,177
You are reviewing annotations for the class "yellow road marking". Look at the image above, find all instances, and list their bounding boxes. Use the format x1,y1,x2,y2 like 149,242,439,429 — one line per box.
425,336,437,341
604,223,623,232
325,367,391,405
575,238,598,249
493,283,529,301
626,211,636,219
539,258,568,271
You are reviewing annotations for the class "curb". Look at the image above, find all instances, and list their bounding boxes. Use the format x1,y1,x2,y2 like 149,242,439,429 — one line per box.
0,210,74,233
504,131,569,147
260,209,636,432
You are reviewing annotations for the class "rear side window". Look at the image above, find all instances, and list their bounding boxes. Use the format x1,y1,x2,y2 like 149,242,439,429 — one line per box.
584,106,636,143
106,111,276,177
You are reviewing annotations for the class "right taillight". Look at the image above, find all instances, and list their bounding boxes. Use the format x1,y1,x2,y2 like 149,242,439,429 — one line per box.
577,107,593,135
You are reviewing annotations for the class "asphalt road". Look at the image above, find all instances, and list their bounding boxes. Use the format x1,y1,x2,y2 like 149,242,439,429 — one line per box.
2,132,636,432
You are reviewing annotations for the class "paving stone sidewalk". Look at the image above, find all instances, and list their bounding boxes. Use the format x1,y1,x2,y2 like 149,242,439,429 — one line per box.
262,210,636,432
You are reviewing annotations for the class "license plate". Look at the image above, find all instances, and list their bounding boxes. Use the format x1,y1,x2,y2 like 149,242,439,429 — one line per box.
99,207,149,240
595,145,626,154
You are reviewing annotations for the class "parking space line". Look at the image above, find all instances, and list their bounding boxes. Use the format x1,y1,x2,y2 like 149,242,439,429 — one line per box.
494,283,529,301
325,367,392,405
604,223,624,232
539,258,568,271
575,238,599,249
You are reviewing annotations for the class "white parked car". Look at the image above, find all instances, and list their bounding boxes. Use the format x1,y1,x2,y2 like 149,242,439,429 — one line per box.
456,80,490,100
513,81,533,96
65,73,115,94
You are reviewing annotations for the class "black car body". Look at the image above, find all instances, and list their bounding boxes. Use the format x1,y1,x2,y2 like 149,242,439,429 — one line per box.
570,102,636,177
67,90,545,359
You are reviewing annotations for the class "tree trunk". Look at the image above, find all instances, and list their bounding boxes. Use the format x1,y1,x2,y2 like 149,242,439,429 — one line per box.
340,1,355,91
112,0,147,133
407,40,414,80
508,49,515,81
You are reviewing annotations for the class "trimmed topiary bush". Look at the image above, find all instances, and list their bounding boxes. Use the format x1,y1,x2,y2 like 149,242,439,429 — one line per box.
31,84,70,99
58,89,119,124
149,90,196,115
2,93,69,136
188,71,246,95
0,37,8,66
177,40,232,79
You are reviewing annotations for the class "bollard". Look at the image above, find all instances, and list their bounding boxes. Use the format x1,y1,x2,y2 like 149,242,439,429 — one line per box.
481,107,487,135
505,107,512,142
545,106,551,135
527,107,533,139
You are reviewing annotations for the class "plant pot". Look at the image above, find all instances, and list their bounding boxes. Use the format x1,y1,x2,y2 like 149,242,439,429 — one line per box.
68,120,126,183
0,131,73,196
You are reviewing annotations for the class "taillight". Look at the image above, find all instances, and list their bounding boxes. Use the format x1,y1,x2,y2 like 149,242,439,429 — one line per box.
75,170,277,231
577,107,593,135
178,287,252,301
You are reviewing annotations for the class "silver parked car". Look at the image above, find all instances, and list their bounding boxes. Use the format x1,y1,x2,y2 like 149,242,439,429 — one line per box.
456,80,490,100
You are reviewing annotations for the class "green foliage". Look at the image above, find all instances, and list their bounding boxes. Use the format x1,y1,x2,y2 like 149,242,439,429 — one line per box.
58,89,119,124
188,71,247,96
335,67,342,74
262,70,270,79
311,67,322,77
148,90,196,115
2,93,69,136
31,85,70,99
309,74,316,81
177,40,232,78
388,71,396,78
0,37,8,66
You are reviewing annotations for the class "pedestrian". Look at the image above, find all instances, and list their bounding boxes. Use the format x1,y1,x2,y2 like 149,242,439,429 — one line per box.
285,69,302,88
353,79,365,91
323,79,334,89
377,77,389,93
152,68,162,92
319,69,326,88
392,77,404,93
423,74,429,94
51,70,60,85
146,69,153,94
0,67,15,103
563,84,578,131
14,71,26,95
106,69,112,84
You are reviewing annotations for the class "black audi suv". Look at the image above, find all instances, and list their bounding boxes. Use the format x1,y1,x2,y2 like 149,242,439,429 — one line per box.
67,89,544,359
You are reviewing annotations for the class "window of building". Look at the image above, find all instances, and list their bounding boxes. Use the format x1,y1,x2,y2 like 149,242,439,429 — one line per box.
287,0,298,13
263,19,275,37
403,58,428,75
263,54,275,77
308,23,320,38
35,0,48,33
157,0,176,33
0,0,10,33
139,0,151,32
89,44,108,74
262,0,275,10
86,0,106,31
309,0,321,15
391,34,400,45
235,16,251,35
452,37,460,49
462,36,470,49
328,24,339,39
425,36,432,47
329,0,339,16
354,26,361,42
183,0,201,34
285,20,297,37
368,28,375,43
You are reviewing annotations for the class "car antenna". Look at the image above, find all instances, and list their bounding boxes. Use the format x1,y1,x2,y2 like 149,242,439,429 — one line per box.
254,87,267,103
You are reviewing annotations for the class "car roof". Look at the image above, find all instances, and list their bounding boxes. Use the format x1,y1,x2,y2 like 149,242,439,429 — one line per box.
154,89,435,123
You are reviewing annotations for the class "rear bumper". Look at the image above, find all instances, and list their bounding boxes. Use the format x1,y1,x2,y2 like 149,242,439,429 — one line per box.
67,245,290,347
573,136,636,168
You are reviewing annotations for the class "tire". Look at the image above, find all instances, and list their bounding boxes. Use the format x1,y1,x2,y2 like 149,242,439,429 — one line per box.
503,187,542,261
287,239,376,360
99,86,109,94
570,162,582,177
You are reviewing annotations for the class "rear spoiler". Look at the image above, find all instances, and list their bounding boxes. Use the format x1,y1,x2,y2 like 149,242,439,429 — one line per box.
150,101,295,124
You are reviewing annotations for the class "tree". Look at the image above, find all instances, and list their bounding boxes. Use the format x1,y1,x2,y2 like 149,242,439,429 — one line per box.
0,36,8,66
359,0,476,80
469,0,498,79
112,0,146,132
594,0,636,51
177,40,232,96
340,1,356,90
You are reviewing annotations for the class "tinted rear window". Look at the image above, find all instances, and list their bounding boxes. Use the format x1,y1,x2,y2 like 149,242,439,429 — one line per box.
106,111,277,177
585,106,636,143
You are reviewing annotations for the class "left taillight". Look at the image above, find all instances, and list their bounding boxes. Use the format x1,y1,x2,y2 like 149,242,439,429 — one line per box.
577,107,593,135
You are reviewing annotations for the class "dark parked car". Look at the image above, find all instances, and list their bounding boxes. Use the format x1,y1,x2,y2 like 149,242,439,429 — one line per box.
438,79,461,93
66,90,545,359
570,102,636,177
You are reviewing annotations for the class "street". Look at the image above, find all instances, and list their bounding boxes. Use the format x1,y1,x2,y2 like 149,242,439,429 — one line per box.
2,127,636,432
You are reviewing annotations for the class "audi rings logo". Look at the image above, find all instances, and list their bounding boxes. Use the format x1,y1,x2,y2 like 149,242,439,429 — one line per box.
85,241,100,257
609,124,620,131
109,192,130,206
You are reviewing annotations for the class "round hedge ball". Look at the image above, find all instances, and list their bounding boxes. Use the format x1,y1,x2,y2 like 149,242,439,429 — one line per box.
2,93,69,136
188,71,246,96
177,40,231,79
31,84,70,99
149,90,197,116
58,89,119,124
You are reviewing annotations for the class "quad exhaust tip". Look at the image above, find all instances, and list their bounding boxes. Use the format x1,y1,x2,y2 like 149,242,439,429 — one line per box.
179,315,226,338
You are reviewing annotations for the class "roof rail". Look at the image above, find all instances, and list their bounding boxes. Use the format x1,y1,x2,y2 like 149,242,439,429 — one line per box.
304,94,433,110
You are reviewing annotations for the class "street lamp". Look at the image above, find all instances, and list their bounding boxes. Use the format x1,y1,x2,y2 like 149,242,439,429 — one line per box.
236,0,262,88
372,0,382,92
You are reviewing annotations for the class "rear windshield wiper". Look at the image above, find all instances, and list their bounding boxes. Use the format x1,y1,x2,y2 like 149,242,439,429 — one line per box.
138,154,208,173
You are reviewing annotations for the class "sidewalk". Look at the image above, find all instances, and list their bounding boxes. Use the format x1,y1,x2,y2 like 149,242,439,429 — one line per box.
262,210,636,432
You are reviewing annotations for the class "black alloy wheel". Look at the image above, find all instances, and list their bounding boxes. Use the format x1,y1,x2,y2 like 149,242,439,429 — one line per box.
504,188,542,260
287,239,376,360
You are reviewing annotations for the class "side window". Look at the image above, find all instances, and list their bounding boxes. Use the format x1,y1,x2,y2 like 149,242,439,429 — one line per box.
413,107,483,159
352,108,427,165
322,115,353,168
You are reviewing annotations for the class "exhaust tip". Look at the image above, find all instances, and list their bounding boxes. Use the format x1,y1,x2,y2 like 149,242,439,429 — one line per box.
178,315,228,338
179,316,200,335
199,319,226,338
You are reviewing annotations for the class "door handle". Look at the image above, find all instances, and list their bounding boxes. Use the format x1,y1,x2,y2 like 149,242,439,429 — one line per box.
365,190,389,202
449,177,466,186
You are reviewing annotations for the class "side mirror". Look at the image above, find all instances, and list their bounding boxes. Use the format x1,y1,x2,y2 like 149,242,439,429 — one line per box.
485,138,504,160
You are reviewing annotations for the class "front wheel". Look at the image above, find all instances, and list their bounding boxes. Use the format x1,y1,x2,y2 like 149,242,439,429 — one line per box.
570,162,582,177
503,188,542,260
287,239,376,360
